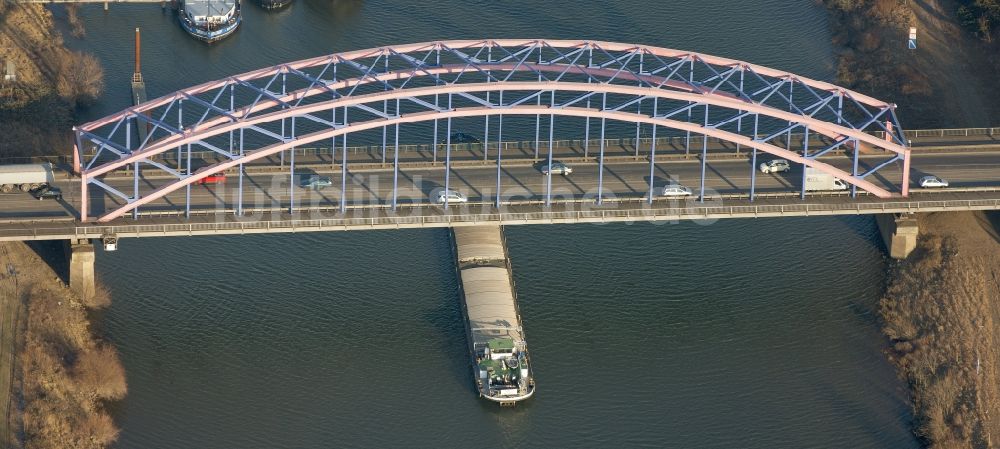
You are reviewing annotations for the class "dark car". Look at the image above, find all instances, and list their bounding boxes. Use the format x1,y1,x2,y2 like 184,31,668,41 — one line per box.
299,175,333,190
30,185,62,201
440,132,481,144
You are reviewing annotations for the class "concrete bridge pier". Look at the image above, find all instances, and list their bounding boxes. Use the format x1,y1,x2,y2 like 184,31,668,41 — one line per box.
67,239,96,299
876,214,919,259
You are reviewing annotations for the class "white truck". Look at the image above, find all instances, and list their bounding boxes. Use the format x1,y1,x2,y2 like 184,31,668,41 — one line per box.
804,167,848,191
0,163,56,193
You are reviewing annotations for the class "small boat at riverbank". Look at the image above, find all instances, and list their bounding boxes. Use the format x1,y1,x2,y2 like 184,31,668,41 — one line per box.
179,0,242,43
259,0,291,10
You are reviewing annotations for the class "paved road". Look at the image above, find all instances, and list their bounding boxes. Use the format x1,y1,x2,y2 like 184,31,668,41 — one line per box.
64,129,1000,175
6,125,998,171
2,150,998,220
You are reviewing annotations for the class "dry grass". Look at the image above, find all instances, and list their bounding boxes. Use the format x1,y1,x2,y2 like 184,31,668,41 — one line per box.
20,280,126,449
881,212,1000,448
19,281,127,449
822,0,936,123
65,5,85,38
0,5,104,159
0,242,126,449
73,345,127,402
826,0,1000,127
80,283,112,310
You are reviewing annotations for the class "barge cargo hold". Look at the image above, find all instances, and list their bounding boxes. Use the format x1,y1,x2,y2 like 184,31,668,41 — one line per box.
452,225,535,405
179,0,242,43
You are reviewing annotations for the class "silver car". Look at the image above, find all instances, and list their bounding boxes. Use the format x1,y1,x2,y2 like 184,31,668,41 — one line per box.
759,159,790,174
433,189,468,204
540,161,573,175
659,184,693,197
919,175,949,188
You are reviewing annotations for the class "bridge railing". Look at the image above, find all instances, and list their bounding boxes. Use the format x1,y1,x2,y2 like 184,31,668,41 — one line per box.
14,197,983,240
901,127,1000,139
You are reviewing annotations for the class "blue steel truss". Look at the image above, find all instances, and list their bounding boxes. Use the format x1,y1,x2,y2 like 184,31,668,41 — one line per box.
73,40,910,222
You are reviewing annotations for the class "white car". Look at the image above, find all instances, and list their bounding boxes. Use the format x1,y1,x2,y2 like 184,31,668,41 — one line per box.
540,161,573,175
759,159,790,174
919,175,949,188
659,184,693,197
432,189,468,204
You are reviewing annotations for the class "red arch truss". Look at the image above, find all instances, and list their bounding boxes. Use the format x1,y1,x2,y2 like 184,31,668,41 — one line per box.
73,40,910,222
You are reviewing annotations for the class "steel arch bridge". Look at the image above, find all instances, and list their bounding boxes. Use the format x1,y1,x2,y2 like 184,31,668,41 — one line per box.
73,39,910,223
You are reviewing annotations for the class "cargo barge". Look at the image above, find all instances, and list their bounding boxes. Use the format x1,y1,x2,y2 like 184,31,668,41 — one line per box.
179,0,242,43
452,226,535,405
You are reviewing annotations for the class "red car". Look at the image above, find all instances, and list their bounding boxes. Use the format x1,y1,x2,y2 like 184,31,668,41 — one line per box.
199,172,227,185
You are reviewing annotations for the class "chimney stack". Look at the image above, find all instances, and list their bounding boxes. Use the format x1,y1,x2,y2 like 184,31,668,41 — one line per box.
134,27,141,76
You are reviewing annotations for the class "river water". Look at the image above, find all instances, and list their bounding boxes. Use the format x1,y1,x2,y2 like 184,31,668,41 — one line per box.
58,1,920,447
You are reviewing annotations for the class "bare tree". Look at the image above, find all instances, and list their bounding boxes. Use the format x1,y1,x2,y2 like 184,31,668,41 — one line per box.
56,51,104,107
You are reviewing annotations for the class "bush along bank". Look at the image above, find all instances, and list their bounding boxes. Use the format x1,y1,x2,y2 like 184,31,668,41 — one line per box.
880,212,1000,448
1,241,126,449
0,4,104,160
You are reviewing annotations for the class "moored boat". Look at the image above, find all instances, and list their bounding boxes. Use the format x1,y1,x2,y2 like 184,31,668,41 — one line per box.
179,0,242,43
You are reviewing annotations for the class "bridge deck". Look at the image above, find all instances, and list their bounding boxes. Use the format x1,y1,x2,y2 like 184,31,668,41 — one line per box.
1,190,998,242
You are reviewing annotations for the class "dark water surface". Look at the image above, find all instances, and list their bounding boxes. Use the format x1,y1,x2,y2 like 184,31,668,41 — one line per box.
62,1,920,447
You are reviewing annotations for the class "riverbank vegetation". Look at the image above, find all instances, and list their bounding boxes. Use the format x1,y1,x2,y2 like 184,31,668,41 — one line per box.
21,282,125,449
820,0,932,120
822,0,1000,126
822,2,1000,447
0,241,126,449
881,212,1000,449
956,0,999,42
0,4,103,160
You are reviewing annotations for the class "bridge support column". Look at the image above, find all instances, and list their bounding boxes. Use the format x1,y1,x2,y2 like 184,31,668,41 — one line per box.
875,214,919,259
67,239,96,299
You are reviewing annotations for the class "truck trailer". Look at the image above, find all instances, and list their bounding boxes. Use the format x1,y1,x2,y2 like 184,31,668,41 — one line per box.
803,167,848,192
0,163,56,193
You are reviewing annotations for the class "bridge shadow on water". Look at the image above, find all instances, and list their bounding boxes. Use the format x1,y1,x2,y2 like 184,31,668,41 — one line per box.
837,214,888,254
